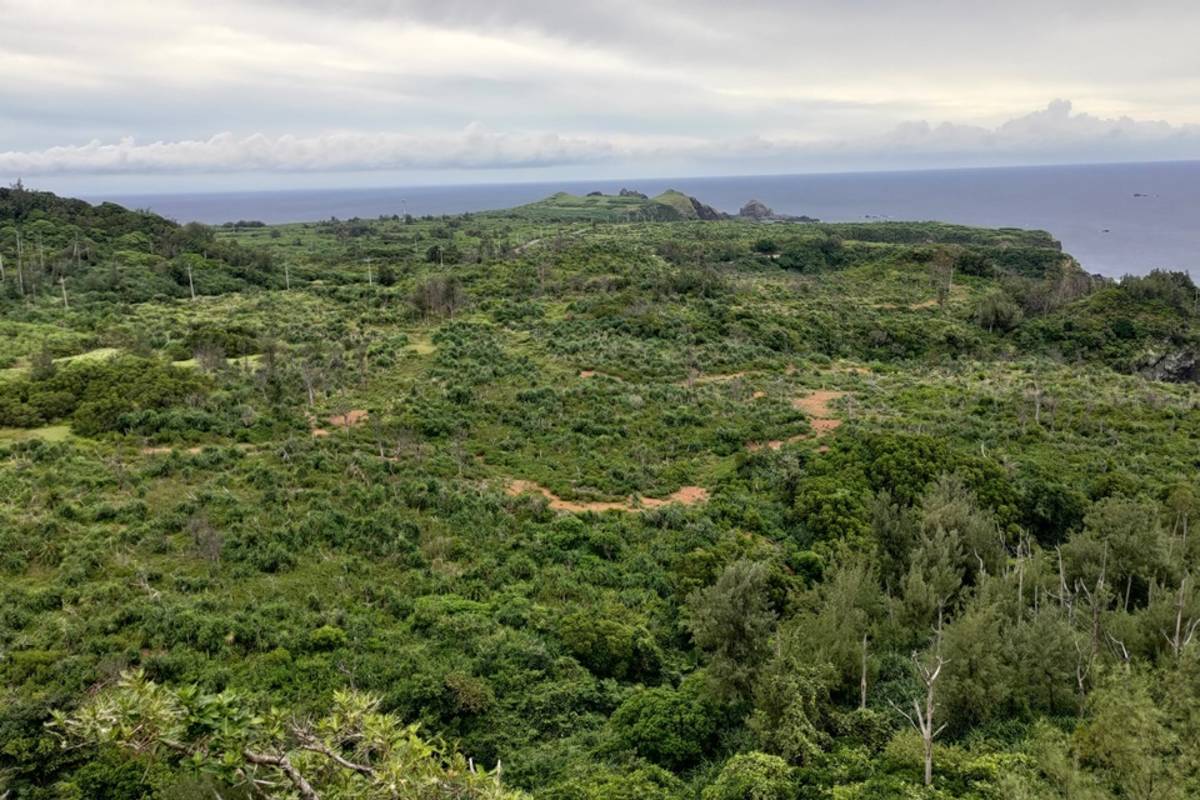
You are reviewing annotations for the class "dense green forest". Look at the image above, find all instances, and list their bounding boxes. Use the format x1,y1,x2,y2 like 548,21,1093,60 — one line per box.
2,183,1199,799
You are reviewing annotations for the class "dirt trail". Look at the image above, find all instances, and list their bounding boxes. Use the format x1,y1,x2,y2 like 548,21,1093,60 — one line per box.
506,479,709,513
514,237,544,255
748,389,849,452
579,370,623,381
792,390,847,419
680,371,752,387
827,364,872,375
311,409,369,437
329,409,369,429
141,446,203,455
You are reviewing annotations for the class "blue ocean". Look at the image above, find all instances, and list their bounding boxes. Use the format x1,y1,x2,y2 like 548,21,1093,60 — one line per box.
93,161,1200,278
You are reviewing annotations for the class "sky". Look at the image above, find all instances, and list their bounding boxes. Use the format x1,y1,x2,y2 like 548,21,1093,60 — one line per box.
2,0,1200,193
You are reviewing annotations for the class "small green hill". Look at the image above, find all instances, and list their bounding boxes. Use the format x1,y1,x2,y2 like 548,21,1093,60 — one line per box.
1020,269,1200,378
504,189,727,222
650,189,726,220
0,184,276,304
503,191,652,222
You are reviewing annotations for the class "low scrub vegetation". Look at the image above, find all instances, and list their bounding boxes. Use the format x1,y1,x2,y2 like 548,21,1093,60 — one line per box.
2,187,1198,799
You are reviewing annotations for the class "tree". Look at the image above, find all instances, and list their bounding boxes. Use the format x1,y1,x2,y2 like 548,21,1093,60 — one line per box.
685,560,778,701
750,643,835,764
702,752,796,800
411,276,466,318
29,341,57,381
53,670,525,800
1073,672,1184,800
1064,496,1166,612
870,490,920,593
898,524,963,636
891,614,948,787
929,246,958,307
939,600,1008,730
786,557,883,708
920,474,1006,586
377,262,398,287
609,682,721,770
975,291,1023,332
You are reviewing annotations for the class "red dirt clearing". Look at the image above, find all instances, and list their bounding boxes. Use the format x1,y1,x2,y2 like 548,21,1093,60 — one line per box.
579,370,623,381
810,418,843,435
311,409,369,437
792,389,847,417
329,409,369,428
748,389,850,452
795,390,848,436
506,480,709,513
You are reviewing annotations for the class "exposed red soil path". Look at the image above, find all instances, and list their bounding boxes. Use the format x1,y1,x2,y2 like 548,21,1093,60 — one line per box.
506,479,709,513
792,389,847,420
748,390,850,452
311,409,369,437
579,370,624,381
329,409,369,429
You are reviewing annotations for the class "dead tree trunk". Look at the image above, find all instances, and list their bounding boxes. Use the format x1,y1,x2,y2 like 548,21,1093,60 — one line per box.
1073,545,1108,698
892,612,947,787
15,229,25,296
1165,574,1200,658
859,633,869,710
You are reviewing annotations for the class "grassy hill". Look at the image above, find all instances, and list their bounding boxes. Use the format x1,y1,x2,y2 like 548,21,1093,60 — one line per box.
505,188,726,222
1,188,1198,800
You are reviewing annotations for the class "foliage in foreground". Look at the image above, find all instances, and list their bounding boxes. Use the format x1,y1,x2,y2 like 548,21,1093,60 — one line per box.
52,670,525,800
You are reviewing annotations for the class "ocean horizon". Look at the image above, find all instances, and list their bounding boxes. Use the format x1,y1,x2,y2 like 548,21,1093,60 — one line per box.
89,160,1200,278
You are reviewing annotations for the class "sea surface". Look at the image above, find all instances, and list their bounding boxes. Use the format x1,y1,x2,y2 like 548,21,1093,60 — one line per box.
93,161,1200,278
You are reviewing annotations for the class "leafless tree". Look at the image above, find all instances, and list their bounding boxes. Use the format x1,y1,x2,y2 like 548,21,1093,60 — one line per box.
187,515,223,565
1164,573,1200,659
859,633,870,711
930,248,955,307
892,611,948,786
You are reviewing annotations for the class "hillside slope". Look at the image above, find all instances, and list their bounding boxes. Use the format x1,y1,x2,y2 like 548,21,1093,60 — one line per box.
2,188,1198,800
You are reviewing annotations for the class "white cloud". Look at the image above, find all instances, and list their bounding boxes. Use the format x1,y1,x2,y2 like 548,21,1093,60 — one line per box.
0,127,628,175
863,100,1200,159
3,102,1198,180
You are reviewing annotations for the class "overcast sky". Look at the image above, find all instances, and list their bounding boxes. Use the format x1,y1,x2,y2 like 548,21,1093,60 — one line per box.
3,0,1199,193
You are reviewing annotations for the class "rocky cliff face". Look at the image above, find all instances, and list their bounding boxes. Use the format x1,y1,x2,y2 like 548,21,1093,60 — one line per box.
1137,347,1199,383
687,196,726,221
737,199,818,222
738,199,775,220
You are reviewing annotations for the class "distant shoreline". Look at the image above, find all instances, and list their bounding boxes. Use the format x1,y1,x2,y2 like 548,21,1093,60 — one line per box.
84,161,1200,278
